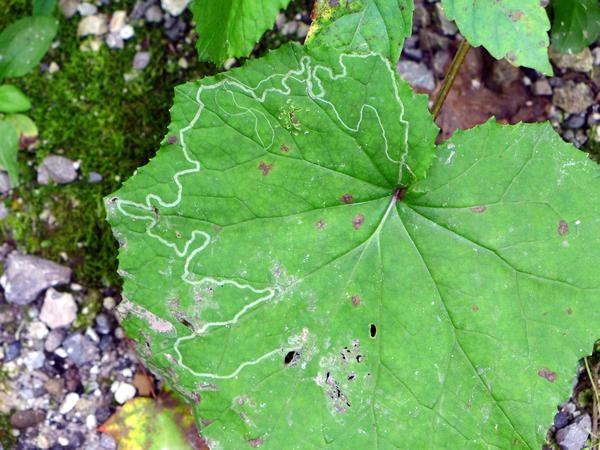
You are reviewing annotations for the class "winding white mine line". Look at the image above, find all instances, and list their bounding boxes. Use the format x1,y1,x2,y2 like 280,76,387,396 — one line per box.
113,52,411,380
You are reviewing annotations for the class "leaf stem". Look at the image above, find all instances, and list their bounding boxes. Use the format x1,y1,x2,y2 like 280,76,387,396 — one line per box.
430,39,471,120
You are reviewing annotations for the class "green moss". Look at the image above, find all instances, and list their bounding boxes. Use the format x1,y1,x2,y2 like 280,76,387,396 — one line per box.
0,411,16,449
72,289,102,330
0,1,215,287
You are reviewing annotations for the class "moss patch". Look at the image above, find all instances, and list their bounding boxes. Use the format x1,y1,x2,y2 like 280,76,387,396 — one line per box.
0,1,214,287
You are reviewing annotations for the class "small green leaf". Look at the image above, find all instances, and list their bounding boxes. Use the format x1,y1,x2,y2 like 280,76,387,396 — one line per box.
33,0,57,16
100,394,207,450
0,84,31,113
5,113,38,142
0,16,58,78
440,0,553,74
551,0,600,54
0,120,19,186
306,0,413,63
190,0,292,64
107,44,600,448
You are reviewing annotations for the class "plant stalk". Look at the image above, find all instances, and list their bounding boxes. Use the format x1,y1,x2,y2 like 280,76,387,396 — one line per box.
430,39,471,120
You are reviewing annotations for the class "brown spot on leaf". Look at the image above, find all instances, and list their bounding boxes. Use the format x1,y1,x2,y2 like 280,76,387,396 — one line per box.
248,437,263,448
352,214,364,230
394,187,407,202
538,368,557,382
566,308,573,315
341,194,353,204
258,162,272,176
508,10,524,21
167,135,178,145
316,219,327,230
470,205,487,213
280,144,289,152
472,304,479,312
175,230,182,239
351,295,361,306
558,220,569,236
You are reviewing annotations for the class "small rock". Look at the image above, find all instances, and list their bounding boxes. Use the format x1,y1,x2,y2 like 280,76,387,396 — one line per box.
24,351,45,371
0,171,11,194
37,155,78,185
28,320,50,340
131,0,154,19
59,392,80,414
77,15,108,37
40,288,78,329
119,24,135,40
145,5,163,23
10,410,46,429
44,378,65,399
95,313,112,334
489,58,520,92
553,81,595,114
435,3,458,35
0,203,8,221
109,10,127,33
133,373,153,397
554,410,571,429
103,296,116,310
88,171,103,183
62,333,98,366
5,341,21,362
533,79,552,96
106,33,124,49
566,113,586,129
550,47,594,73
48,61,60,74
77,2,97,16
1,252,71,305
296,22,309,39
45,328,66,352
556,414,591,450
112,381,136,404
99,434,118,450
397,60,435,92
59,0,79,18
164,16,187,41
593,48,600,66
281,20,298,36
161,0,190,16
177,57,189,69
133,51,151,70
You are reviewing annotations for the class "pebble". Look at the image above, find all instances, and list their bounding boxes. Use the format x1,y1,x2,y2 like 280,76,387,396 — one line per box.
111,381,136,404
550,47,594,73
397,60,435,92
88,171,103,183
48,61,60,74
10,410,46,429
44,378,65,399
1,252,71,305
109,11,127,33
37,155,78,185
59,392,80,414
0,203,8,221
533,79,552,96
0,171,11,194
160,0,190,16
28,320,50,340
5,341,21,362
40,288,78,329
565,113,586,130
554,409,571,429
77,15,109,37
24,351,46,371
145,5,163,23
556,414,591,450
45,328,66,352
133,51,151,70
95,313,112,334
63,333,98,366
553,81,595,114
593,48,600,66
77,2,98,16
103,296,116,310
59,0,79,18
119,24,135,40
106,33,124,50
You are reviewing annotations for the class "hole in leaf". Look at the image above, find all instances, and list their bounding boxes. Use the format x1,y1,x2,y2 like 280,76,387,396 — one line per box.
369,323,377,338
284,350,299,366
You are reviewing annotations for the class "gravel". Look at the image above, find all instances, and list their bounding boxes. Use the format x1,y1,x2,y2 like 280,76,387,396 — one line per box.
37,155,79,185
556,414,592,450
39,288,78,329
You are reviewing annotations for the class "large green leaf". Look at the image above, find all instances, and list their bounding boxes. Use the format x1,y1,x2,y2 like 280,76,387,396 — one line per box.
306,0,413,63
551,0,600,54
0,16,58,79
440,0,553,74
190,0,292,64
0,120,19,186
0,84,31,113
106,44,600,448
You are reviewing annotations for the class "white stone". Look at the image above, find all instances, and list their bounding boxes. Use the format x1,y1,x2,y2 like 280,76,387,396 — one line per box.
28,321,49,340
103,296,115,310
77,15,108,37
40,288,77,329
59,393,79,414
86,414,97,429
109,11,127,33
119,24,135,40
59,0,79,18
77,2,97,16
112,381,136,404
48,62,60,74
105,33,124,50
161,0,190,16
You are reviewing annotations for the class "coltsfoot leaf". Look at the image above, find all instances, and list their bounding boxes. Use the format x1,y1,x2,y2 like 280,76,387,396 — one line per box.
107,43,600,448
440,0,553,74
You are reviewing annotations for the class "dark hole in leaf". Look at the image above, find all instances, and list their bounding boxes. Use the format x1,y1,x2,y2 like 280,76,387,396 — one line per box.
356,354,363,363
176,316,194,331
284,350,299,365
348,374,355,382
369,323,377,338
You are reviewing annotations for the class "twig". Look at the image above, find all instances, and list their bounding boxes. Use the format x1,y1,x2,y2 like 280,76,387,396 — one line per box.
585,356,599,450
430,39,471,120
